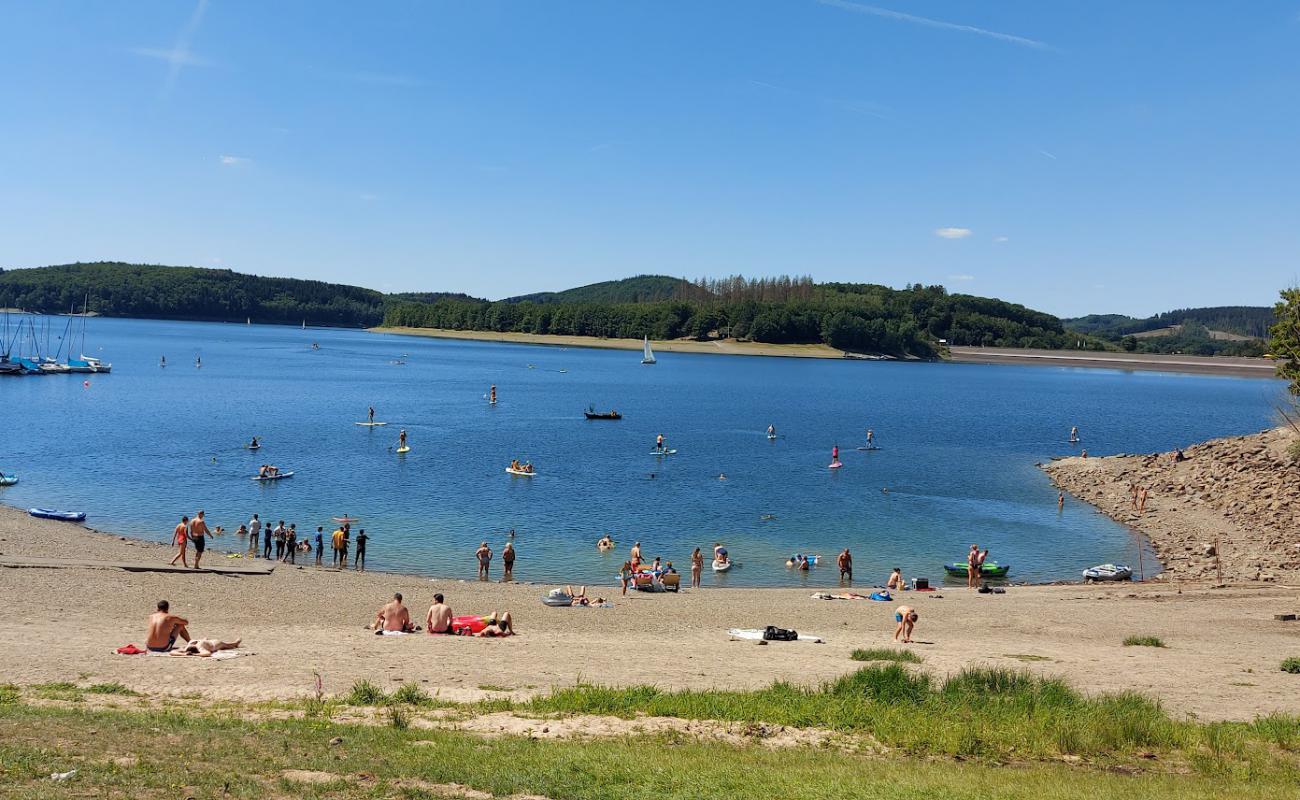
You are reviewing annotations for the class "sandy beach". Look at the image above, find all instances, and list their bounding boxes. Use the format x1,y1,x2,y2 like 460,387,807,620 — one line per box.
2,504,1298,721
949,346,1278,378
373,327,851,359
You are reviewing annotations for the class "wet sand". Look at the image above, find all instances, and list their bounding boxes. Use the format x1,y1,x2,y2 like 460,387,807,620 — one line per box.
2,505,1298,720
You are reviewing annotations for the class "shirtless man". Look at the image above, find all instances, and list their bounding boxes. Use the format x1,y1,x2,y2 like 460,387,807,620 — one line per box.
501,541,515,580
837,548,852,581
146,600,190,652
372,593,413,632
479,611,514,637
426,593,453,634
893,605,918,643
189,511,211,570
630,541,642,564
169,516,189,567
476,542,492,580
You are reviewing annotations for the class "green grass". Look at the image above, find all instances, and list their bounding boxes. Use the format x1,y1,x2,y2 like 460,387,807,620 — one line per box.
85,682,139,696
0,684,18,705
31,682,83,702
345,679,386,705
1281,658,1300,674
2,701,1300,800
850,648,923,663
1124,636,1167,648
524,665,1300,763
478,683,513,692
388,682,431,706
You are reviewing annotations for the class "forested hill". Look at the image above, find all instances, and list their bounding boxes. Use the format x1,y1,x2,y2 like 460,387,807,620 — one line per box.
1063,306,1274,338
0,262,387,327
386,277,1090,358
503,275,699,304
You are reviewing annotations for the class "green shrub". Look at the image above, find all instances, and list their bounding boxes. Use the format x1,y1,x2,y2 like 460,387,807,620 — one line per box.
86,682,139,696
345,679,386,706
1123,635,1166,648
850,648,922,664
389,682,430,706
1281,657,1300,674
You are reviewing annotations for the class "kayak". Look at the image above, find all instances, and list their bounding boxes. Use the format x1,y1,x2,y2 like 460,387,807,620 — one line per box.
712,559,732,572
828,461,843,469
651,449,677,456
29,508,86,522
1083,564,1133,582
506,467,535,476
355,422,388,426
251,471,294,482
943,561,1010,578
0,474,17,487
396,446,411,454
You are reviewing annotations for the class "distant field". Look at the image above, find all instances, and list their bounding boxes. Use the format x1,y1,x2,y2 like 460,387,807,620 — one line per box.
1131,325,1257,342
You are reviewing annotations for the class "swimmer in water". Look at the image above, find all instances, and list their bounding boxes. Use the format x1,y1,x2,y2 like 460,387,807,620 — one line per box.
767,424,775,438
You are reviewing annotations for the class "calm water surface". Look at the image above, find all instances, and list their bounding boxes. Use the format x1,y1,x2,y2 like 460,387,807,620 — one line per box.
1,318,1283,586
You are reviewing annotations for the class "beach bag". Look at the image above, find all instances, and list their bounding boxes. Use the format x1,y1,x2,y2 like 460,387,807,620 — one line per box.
763,625,798,641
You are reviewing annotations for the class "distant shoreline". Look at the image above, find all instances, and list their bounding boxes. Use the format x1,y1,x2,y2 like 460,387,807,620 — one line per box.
948,346,1278,379
374,327,1280,377
372,327,852,359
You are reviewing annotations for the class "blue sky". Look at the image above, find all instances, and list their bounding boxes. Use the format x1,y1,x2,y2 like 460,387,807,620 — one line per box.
2,1,1297,316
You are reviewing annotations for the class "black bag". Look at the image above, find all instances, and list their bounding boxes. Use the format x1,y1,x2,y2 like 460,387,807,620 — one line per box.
763,625,798,641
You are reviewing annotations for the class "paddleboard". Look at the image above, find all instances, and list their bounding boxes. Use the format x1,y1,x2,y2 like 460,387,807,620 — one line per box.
650,449,677,456
506,467,535,476
355,422,388,426
767,434,777,440
855,446,880,451
828,461,843,469
396,446,411,454
251,471,294,481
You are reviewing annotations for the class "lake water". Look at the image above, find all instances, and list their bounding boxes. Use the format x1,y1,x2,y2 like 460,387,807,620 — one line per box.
0,317,1284,586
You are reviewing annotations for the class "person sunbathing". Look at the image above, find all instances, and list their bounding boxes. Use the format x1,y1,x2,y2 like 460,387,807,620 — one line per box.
172,637,241,657
146,599,190,653
371,593,415,633
453,611,514,636
479,611,514,637
426,593,453,634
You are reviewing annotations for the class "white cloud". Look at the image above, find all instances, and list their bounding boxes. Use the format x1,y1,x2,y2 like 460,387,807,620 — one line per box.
816,0,1052,51
219,155,251,166
934,227,972,239
993,236,1009,243
131,47,211,67
947,274,975,282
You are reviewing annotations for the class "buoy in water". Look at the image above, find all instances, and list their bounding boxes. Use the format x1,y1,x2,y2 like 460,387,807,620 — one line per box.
83,380,90,388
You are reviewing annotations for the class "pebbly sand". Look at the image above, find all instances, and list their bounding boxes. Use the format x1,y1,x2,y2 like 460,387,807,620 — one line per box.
1,504,1298,721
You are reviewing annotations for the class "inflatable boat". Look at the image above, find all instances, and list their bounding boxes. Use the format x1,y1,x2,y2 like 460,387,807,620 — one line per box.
1082,564,1133,582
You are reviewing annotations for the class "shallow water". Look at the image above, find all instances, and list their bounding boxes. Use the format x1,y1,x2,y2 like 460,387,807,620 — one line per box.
0,317,1283,586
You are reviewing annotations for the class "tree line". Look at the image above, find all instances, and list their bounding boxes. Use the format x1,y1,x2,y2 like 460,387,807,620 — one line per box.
385,282,1087,357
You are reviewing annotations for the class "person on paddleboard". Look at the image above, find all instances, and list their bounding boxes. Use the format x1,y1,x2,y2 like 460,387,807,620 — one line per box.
398,429,407,449
767,424,775,438
656,433,665,452
866,429,874,448
832,444,839,461
368,406,375,424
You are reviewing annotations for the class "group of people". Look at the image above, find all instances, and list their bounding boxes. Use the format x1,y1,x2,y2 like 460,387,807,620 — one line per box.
146,600,240,655
370,592,515,637
255,464,283,479
167,511,371,571
616,541,679,594
475,537,516,580
507,459,534,474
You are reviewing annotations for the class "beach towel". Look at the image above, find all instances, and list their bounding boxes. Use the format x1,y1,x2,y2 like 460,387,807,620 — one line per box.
727,628,824,644
869,591,892,602
169,648,252,660
115,644,147,655
380,630,411,636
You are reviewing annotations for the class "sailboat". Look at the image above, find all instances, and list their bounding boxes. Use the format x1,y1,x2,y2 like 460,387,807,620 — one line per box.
641,336,656,365
67,298,111,372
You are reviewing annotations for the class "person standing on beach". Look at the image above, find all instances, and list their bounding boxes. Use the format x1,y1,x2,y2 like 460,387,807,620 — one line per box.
1137,486,1149,515
331,526,345,568
619,561,634,595
189,510,211,570
315,526,324,567
1130,484,1140,510
271,520,284,560
263,519,273,559
690,547,703,588
340,525,351,567
476,541,492,580
501,541,515,580
966,544,981,589
354,529,368,571
283,524,297,564
837,548,852,582
248,514,261,556
169,516,189,567
630,541,642,570
893,605,918,644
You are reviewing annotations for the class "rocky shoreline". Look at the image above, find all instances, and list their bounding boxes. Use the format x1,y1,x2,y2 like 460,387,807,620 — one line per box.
1043,427,1300,584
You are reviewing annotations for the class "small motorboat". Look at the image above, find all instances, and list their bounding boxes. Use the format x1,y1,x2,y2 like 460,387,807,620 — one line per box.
29,508,87,522
1082,564,1133,582
251,471,294,482
712,559,732,572
584,408,622,420
943,561,1011,578
0,474,18,486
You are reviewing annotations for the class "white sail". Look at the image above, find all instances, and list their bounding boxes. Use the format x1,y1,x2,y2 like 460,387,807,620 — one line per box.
641,336,656,364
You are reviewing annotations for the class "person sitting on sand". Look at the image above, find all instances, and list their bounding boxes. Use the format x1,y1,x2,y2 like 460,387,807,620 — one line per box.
172,637,242,657
146,599,190,653
887,567,905,591
426,593,453,634
894,605,918,643
371,593,414,633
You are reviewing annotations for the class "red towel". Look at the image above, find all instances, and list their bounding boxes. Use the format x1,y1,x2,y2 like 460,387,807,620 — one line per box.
116,644,147,655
